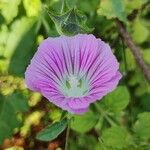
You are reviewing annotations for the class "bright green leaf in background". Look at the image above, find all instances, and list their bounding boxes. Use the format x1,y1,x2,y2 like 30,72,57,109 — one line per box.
143,49,150,65
125,0,144,14
132,18,149,44
0,25,9,73
0,92,29,144
3,17,37,76
0,25,8,53
36,118,68,141
103,86,130,113
97,0,148,23
97,0,127,22
71,110,99,133
134,112,150,140
23,0,42,17
4,17,36,59
101,126,132,149
0,0,21,24
49,109,62,122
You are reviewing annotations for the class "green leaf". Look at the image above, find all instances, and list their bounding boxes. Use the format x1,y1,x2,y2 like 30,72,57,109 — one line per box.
125,48,136,71
0,92,29,144
69,134,98,150
0,25,9,73
36,119,68,141
97,0,127,22
142,49,150,65
0,0,21,24
49,109,62,122
23,0,42,17
71,110,98,133
69,139,81,150
66,0,77,9
101,126,132,149
140,94,150,111
4,17,37,76
78,134,97,150
0,25,9,51
104,86,130,113
132,18,149,44
135,81,150,97
77,0,99,14
125,0,148,14
134,112,150,139
47,8,93,36
128,71,143,86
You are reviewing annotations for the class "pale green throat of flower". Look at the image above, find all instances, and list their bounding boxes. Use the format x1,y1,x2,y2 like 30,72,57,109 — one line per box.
59,74,89,97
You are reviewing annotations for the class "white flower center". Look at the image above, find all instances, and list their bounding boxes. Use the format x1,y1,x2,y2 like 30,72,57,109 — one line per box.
59,74,89,97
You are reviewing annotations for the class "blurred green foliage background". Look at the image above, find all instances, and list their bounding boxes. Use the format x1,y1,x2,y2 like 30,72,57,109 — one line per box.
0,0,150,150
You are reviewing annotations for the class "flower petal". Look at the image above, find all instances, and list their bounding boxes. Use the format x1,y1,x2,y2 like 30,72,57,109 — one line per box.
67,97,90,110
25,34,122,114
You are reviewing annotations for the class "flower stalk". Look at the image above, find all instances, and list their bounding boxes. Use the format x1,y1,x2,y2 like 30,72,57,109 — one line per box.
95,103,117,126
65,122,70,150
65,113,73,150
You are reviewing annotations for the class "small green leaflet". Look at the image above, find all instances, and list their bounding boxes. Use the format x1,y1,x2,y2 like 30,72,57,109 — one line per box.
103,86,130,113
71,110,99,133
134,112,150,140
101,126,133,149
36,118,68,141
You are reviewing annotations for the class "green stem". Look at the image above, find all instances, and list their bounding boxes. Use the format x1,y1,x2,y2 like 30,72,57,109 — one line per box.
65,121,70,150
42,17,50,35
98,138,107,150
94,103,117,126
61,0,65,14
104,113,117,126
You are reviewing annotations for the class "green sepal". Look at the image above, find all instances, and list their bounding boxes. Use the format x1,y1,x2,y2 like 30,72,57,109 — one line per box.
47,8,93,36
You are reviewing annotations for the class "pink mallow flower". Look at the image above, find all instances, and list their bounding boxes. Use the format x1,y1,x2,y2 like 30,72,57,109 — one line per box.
25,34,122,114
